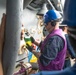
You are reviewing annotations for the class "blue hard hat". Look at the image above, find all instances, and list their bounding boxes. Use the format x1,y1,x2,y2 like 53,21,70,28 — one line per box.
62,0,76,27
43,9,62,25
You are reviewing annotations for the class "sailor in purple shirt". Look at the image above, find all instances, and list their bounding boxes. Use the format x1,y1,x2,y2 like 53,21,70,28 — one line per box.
26,9,67,71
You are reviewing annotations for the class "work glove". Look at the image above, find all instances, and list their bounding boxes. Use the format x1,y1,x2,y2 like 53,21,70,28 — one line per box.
30,36,35,43
26,44,34,52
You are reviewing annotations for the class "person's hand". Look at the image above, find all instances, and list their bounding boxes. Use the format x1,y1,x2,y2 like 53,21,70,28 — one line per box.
0,13,6,42
26,44,34,52
74,58,76,63
0,13,6,75
39,41,42,47
30,36,35,43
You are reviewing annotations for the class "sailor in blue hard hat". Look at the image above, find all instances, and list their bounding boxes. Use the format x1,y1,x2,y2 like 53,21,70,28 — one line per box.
26,9,67,71
36,9,67,71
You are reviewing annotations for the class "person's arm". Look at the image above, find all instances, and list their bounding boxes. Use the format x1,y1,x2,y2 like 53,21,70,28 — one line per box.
31,36,60,60
30,36,41,46
65,34,76,59
0,14,6,57
0,13,6,75
34,41,40,46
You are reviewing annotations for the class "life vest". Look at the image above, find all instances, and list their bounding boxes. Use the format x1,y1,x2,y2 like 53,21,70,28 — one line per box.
38,29,67,71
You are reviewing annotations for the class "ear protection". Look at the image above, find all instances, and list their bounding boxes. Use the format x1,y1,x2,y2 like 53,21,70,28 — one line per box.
51,21,56,26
